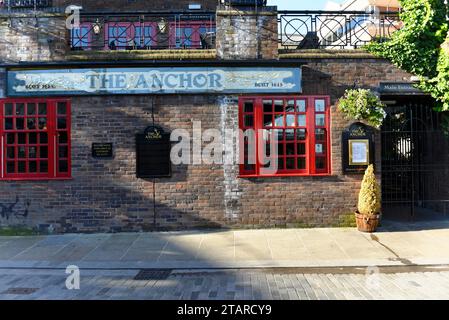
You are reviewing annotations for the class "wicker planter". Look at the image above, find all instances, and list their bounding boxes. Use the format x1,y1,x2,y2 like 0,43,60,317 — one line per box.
355,211,380,233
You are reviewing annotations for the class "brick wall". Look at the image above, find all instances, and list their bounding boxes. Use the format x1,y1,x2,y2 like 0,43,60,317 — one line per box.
0,13,68,63
0,57,413,233
216,8,278,60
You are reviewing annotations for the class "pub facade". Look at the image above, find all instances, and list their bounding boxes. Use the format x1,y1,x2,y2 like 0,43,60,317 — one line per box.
0,0,447,233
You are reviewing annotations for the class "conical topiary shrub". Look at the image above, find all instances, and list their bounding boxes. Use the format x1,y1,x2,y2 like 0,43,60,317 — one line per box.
355,164,381,232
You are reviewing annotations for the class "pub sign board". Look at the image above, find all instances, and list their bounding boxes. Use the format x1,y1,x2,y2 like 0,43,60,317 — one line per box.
136,125,171,178
7,67,302,96
342,122,375,174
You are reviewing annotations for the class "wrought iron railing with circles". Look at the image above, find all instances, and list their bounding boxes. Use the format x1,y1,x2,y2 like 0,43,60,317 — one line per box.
278,10,402,50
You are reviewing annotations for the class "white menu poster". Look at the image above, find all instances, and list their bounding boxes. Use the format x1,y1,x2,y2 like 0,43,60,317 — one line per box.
351,141,368,164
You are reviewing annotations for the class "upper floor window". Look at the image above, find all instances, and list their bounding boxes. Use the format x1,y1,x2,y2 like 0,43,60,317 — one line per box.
0,99,71,180
239,96,331,177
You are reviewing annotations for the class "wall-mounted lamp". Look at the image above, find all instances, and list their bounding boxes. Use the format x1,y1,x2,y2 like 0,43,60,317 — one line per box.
158,18,168,33
92,18,101,35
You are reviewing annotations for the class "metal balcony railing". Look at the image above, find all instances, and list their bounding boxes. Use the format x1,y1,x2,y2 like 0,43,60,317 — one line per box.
69,12,216,51
278,10,402,50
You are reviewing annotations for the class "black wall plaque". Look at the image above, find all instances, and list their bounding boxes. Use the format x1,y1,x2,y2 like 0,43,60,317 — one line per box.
342,122,375,174
92,143,113,158
379,82,423,95
136,125,171,178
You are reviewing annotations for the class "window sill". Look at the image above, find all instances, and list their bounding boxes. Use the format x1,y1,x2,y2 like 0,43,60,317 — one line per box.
239,173,332,178
0,176,73,181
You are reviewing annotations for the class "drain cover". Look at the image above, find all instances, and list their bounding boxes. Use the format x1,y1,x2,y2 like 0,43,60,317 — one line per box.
134,269,172,280
2,288,39,295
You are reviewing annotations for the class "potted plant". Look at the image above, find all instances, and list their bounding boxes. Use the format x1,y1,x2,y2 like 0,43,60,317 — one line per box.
355,164,381,232
337,89,386,128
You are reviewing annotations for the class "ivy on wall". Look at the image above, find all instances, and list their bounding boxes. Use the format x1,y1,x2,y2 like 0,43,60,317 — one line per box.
366,0,449,110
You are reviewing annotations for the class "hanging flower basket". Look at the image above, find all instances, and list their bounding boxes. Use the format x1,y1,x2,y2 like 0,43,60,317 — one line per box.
337,89,387,129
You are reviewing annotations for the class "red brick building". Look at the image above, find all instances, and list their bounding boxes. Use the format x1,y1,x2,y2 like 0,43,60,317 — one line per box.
0,1,446,233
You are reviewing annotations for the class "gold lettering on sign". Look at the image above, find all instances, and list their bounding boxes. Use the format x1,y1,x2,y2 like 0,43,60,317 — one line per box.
145,129,162,140
350,127,366,137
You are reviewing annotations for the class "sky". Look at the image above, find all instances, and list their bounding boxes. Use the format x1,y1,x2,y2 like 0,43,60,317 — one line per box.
266,0,345,10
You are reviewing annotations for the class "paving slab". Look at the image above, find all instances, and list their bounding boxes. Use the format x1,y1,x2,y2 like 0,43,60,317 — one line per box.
1,223,449,269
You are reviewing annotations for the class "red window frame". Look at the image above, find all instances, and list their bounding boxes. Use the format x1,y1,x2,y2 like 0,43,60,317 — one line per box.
0,98,71,180
239,96,331,177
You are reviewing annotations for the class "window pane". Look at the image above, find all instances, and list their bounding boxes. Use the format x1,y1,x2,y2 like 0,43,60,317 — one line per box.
59,160,69,173
29,132,37,144
5,103,13,115
40,146,48,159
18,161,26,173
244,115,253,127
286,143,295,155
316,143,325,154
244,102,253,113
7,147,15,159
316,114,325,126
296,129,306,140
16,103,25,115
7,162,15,173
40,132,48,144
29,161,37,173
39,161,48,173
263,100,272,113
286,158,295,169
5,118,13,130
278,144,284,155
27,103,36,115
18,133,26,144
285,129,294,141
27,118,36,130
297,157,306,169
315,99,326,112
316,128,326,141
29,147,37,158
16,118,25,130
274,114,284,127
38,103,47,115
57,117,67,129
296,100,306,112
286,100,295,112
297,143,306,155
316,157,326,169
264,114,273,127
274,100,284,112
297,115,306,127
59,146,68,158
18,147,26,158
38,118,47,130
278,158,285,170
286,114,295,127
6,133,15,144
58,132,68,144
57,102,67,115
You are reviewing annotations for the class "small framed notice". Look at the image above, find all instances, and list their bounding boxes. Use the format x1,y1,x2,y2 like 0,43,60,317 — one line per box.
349,140,369,166
92,143,113,158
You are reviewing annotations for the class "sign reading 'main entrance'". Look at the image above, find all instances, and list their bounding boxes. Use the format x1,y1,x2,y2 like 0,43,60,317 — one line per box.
7,67,302,96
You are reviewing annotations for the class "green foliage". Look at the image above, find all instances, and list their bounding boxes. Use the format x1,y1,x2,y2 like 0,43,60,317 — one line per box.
358,165,381,217
337,89,386,128
366,0,449,110
0,227,40,236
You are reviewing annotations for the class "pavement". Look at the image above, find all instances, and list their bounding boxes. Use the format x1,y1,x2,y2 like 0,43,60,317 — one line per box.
1,220,449,270
1,266,449,300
